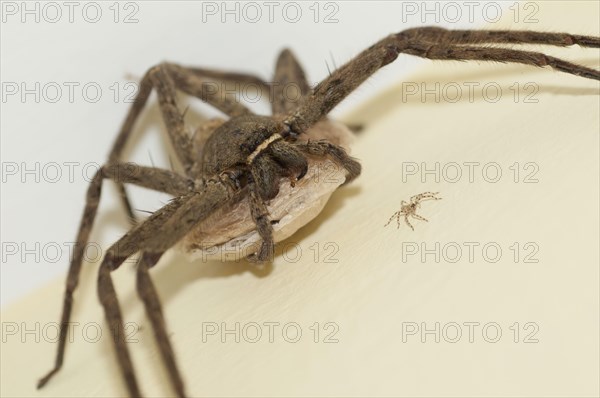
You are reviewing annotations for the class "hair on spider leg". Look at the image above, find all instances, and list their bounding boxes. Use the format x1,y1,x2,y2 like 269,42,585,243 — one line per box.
136,208,155,215
38,25,600,398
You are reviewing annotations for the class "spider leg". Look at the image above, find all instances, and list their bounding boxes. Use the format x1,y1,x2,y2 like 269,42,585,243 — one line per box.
384,211,400,227
95,182,237,397
189,118,226,178
37,164,193,391
412,193,442,206
136,251,186,397
295,140,361,184
411,213,429,222
404,214,415,231
402,43,599,80
96,195,191,397
272,49,311,115
410,191,440,202
285,28,599,134
185,66,270,93
246,140,309,262
403,27,600,47
103,163,194,196
396,212,403,229
163,63,253,118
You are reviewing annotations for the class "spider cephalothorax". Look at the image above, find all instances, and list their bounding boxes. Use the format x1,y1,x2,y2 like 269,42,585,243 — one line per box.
38,27,599,398
201,115,309,199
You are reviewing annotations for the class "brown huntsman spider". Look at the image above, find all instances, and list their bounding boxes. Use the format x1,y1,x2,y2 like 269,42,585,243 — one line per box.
38,27,600,397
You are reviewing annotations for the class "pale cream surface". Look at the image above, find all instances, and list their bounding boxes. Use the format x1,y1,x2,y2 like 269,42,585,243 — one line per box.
2,2,599,397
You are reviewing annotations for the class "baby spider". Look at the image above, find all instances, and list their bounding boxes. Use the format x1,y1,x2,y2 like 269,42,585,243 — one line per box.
385,192,442,231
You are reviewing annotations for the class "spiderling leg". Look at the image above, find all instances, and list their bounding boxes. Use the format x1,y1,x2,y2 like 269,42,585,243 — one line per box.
384,192,442,230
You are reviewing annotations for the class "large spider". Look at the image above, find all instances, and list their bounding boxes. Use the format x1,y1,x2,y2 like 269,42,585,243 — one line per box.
38,27,599,397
